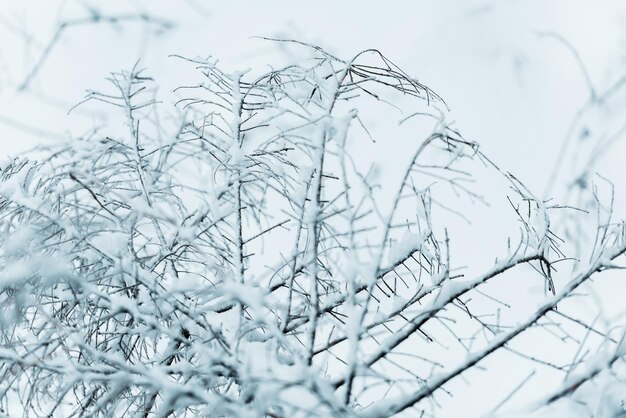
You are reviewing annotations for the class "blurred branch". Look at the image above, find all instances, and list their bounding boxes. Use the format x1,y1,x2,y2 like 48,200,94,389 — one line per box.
18,11,173,91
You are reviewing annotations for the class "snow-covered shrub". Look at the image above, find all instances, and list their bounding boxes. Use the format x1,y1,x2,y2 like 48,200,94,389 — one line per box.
0,43,625,418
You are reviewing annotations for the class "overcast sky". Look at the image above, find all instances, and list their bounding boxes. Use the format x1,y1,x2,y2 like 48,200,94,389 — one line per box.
1,1,624,191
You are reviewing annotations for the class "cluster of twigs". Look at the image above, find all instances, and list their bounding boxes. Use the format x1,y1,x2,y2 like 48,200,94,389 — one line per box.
0,42,624,418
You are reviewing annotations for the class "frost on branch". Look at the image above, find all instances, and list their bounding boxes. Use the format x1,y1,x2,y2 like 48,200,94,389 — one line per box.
0,42,625,418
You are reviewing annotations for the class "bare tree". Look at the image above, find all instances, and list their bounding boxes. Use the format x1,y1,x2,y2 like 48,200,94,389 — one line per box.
0,41,625,418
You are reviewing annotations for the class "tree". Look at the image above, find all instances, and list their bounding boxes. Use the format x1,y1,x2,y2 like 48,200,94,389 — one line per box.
0,41,625,418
